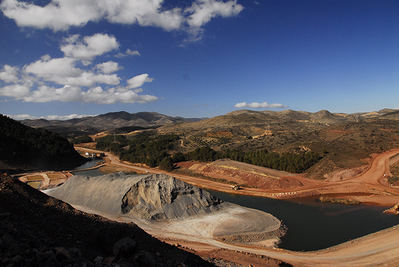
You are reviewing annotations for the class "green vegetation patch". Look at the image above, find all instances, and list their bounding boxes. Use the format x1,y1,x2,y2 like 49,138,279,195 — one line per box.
96,132,180,168
96,132,321,173
184,147,321,173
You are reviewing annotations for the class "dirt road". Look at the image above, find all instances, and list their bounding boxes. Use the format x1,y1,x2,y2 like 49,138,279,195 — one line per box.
75,146,399,206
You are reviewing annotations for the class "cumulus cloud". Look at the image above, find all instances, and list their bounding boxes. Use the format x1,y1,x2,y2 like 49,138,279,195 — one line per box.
0,83,30,98
95,61,120,74
186,0,243,28
82,86,158,104
115,49,141,58
24,56,120,87
8,113,96,120
127,74,153,89
183,0,243,41
234,101,287,109
24,57,79,78
0,65,19,83
61,33,119,61
0,0,243,40
0,33,158,104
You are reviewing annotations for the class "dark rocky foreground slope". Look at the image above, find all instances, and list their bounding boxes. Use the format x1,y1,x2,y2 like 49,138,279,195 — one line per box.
0,175,213,267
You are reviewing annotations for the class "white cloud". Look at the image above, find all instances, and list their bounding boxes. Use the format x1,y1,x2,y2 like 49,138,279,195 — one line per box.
0,65,19,83
95,61,120,74
115,49,141,58
25,57,79,78
104,1,184,31
0,0,184,31
127,73,153,89
0,0,243,41
234,101,287,109
61,72,120,87
22,85,82,102
184,0,243,40
126,49,140,56
0,83,30,98
82,86,158,104
24,56,120,87
4,83,158,104
61,33,119,61
186,0,243,28
0,33,158,104
8,113,96,120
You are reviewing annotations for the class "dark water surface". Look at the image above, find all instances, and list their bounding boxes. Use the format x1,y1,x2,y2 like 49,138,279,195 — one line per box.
208,190,399,251
71,159,104,177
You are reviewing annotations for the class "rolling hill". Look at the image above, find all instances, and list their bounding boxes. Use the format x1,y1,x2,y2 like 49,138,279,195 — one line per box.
158,109,399,178
0,114,86,171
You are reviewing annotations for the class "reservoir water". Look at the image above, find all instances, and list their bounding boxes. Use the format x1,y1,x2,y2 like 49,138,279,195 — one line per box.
68,167,399,252
71,159,104,177
208,190,399,251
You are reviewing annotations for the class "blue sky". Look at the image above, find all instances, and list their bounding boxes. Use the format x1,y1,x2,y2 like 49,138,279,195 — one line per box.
0,0,398,119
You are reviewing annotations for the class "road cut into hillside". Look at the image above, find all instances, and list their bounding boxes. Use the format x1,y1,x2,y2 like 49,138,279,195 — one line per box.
74,146,399,206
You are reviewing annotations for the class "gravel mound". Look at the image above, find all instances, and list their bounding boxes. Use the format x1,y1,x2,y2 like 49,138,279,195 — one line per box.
46,173,224,221
121,174,223,220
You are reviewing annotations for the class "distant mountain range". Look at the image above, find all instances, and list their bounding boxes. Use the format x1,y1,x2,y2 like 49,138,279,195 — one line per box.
19,109,399,136
160,108,399,133
20,111,202,134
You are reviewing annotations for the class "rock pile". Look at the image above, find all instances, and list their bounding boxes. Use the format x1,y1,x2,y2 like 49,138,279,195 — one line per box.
46,173,225,221
121,174,224,220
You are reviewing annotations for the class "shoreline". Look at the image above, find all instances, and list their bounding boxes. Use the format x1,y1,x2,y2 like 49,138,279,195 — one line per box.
67,146,399,207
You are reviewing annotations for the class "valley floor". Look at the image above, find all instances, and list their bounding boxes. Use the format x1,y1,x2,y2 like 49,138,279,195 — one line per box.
15,145,399,266
74,146,399,207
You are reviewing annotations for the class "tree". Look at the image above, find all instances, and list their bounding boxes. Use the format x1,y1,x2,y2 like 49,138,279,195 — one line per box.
159,157,174,171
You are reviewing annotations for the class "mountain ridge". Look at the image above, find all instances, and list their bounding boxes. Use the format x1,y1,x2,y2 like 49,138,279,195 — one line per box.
20,111,202,134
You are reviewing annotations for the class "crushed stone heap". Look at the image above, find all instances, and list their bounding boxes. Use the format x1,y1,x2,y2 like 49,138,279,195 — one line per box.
46,173,224,221
121,174,223,220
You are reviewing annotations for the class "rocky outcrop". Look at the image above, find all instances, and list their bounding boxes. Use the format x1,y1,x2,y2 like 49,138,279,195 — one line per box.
121,174,223,220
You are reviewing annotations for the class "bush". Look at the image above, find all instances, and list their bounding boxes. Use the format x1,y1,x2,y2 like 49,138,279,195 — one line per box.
159,157,174,171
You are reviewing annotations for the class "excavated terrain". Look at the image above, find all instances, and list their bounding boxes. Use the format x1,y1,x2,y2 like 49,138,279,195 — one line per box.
45,173,285,248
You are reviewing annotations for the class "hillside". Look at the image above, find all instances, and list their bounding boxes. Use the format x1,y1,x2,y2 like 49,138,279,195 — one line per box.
0,175,213,266
0,114,86,171
158,109,399,178
21,111,202,136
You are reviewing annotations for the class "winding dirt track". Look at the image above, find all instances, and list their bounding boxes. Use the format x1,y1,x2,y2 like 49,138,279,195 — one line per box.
73,146,399,266
75,146,399,206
